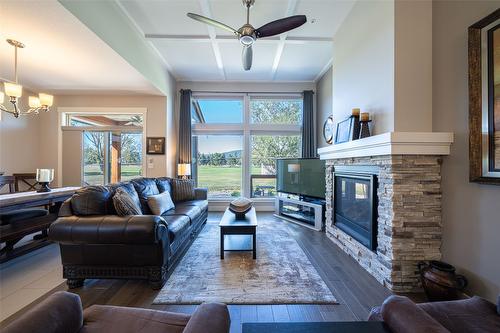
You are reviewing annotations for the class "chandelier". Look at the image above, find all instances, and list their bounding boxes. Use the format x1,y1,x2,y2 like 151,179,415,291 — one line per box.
0,39,54,118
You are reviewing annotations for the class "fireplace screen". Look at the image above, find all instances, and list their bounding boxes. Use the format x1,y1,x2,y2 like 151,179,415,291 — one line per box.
334,172,377,250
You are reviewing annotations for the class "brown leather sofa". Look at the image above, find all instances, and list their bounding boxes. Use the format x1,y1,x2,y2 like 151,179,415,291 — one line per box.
49,177,208,289
368,294,500,333
3,291,230,333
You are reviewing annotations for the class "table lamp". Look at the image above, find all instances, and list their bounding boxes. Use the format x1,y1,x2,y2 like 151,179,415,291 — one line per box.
178,163,191,180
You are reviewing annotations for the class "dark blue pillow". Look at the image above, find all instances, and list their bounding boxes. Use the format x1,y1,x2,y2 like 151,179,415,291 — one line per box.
131,178,160,214
71,186,110,216
156,177,172,194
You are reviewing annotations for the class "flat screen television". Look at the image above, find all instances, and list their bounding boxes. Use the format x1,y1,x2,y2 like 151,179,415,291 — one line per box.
276,158,326,199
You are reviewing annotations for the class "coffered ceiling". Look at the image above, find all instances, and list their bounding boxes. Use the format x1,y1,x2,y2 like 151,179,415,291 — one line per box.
118,0,355,82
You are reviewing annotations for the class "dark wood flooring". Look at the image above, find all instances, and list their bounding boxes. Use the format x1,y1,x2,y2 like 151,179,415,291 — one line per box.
2,213,407,332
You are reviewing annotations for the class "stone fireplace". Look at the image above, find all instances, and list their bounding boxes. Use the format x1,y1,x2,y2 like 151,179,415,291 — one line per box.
318,132,453,292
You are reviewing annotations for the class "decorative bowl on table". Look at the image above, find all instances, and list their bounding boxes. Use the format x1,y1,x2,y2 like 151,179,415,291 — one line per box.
229,197,253,219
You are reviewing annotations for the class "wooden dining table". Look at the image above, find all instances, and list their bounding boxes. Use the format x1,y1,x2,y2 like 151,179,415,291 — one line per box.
0,186,79,263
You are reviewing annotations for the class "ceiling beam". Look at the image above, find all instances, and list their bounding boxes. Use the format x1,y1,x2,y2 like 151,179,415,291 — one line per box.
270,0,299,81
198,0,226,80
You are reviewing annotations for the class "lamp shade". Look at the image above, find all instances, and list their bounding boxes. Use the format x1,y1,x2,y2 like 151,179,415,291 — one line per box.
178,163,191,176
0,91,4,104
4,82,22,98
39,93,53,106
29,96,41,108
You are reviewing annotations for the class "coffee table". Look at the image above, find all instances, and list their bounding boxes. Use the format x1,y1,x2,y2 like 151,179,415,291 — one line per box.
219,207,257,259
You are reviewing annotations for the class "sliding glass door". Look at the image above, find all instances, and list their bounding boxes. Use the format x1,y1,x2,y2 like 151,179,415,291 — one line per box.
83,131,143,185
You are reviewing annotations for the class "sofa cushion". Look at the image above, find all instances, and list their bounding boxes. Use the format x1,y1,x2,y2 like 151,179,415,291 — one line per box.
131,178,160,214
148,191,175,215
156,177,172,194
182,200,208,212
162,204,201,223
71,186,111,216
162,215,190,243
170,179,196,202
105,182,139,214
82,304,190,333
419,296,500,333
113,187,142,216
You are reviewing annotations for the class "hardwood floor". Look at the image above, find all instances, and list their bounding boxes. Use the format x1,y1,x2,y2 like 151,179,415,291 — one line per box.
1,213,399,332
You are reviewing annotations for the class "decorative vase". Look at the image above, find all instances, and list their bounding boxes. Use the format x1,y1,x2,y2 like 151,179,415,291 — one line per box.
418,260,467,302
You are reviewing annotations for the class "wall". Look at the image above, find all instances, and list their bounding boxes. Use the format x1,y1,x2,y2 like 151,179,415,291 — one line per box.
433,1,500,302
331,0,395,135
0,91,42,192
316,67,332,149
38,94,170,186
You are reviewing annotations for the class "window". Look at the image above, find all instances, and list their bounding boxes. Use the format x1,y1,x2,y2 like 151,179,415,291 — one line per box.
191,94,302,199
68,114,143,127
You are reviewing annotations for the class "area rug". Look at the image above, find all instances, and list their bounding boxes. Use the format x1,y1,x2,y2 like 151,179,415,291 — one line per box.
153,217,336,304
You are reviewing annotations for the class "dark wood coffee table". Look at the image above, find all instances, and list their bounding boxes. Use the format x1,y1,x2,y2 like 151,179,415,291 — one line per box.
219,207,257,259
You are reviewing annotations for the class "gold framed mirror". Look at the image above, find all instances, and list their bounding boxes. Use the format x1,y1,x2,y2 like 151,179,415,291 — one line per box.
469,9,500,185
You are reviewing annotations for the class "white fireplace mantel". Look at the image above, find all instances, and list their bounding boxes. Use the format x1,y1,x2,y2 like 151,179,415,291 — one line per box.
317,132,454,160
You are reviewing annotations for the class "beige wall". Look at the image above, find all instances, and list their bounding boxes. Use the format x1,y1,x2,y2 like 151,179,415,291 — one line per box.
394,0,433,132
0,91,42,192
38,94,171,186
332,0,395,135
433,0,500,302
316,67,333,149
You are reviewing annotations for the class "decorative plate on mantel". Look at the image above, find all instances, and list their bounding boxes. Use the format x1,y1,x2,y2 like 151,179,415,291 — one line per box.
323,115,334,144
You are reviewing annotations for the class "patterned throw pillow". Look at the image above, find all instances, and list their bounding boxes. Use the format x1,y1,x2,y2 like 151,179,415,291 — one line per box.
170,179,196,202
147,191,175,215
113,187,142,216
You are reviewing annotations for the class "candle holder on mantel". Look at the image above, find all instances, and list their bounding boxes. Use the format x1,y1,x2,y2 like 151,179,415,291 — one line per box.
359,112,372,139
36,168,54,192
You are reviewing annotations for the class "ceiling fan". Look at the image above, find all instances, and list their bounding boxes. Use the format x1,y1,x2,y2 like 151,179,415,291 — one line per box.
187,0,307,71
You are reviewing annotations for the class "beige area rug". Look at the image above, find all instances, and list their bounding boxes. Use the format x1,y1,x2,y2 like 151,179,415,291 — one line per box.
153,217,337,304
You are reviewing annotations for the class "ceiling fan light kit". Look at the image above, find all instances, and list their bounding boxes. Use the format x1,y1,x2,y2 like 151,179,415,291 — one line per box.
187,0,306,71
0,39,54,118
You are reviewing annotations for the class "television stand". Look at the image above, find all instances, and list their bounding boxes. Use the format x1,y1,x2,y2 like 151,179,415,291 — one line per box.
274,195,324,231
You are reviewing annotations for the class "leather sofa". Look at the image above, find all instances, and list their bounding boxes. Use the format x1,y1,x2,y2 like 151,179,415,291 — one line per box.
368,294,500,333
3,291,230,333
49,177,208,289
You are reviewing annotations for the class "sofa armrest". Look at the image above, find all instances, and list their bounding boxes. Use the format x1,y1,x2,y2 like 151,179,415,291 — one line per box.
194,188,208,200
49,215,168,245
380,296,449,333
183,303,230,333
3,291,83,333
58,198,73,217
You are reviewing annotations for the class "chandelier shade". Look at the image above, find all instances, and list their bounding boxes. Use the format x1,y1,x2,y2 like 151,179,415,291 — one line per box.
1,39,54,118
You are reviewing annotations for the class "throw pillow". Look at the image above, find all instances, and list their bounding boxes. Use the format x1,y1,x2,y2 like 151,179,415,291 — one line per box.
170,178,196,202
147,191,175,215
71,186,110,216
113,187,143,216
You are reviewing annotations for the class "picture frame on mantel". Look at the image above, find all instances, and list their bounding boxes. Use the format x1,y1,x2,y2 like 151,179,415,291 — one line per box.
468,9,500,185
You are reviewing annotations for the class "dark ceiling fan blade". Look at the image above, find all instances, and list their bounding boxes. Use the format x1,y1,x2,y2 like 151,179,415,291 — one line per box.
242,45,253,71
255,15,307,38
187,13,238,34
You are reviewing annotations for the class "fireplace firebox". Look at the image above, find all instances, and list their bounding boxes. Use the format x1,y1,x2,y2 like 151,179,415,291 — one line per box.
333,169,378,250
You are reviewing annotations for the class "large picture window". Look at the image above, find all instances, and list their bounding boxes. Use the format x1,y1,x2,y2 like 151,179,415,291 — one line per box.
191,94,302,200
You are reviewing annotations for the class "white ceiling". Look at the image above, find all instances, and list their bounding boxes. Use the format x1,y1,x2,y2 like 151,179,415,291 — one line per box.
119,0,355,82
0,0,161,95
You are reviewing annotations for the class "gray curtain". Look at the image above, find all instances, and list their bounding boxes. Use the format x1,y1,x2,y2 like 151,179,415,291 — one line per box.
178,89,192,168
302,90,316,158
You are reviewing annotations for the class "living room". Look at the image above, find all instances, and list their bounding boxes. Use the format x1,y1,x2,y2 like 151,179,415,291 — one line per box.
1,1,499,332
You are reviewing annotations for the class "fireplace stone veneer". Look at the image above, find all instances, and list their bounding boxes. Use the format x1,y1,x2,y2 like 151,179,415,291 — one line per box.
325,155,443,292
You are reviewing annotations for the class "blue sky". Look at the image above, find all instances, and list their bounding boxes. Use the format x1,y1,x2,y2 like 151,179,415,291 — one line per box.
197,100,242,123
